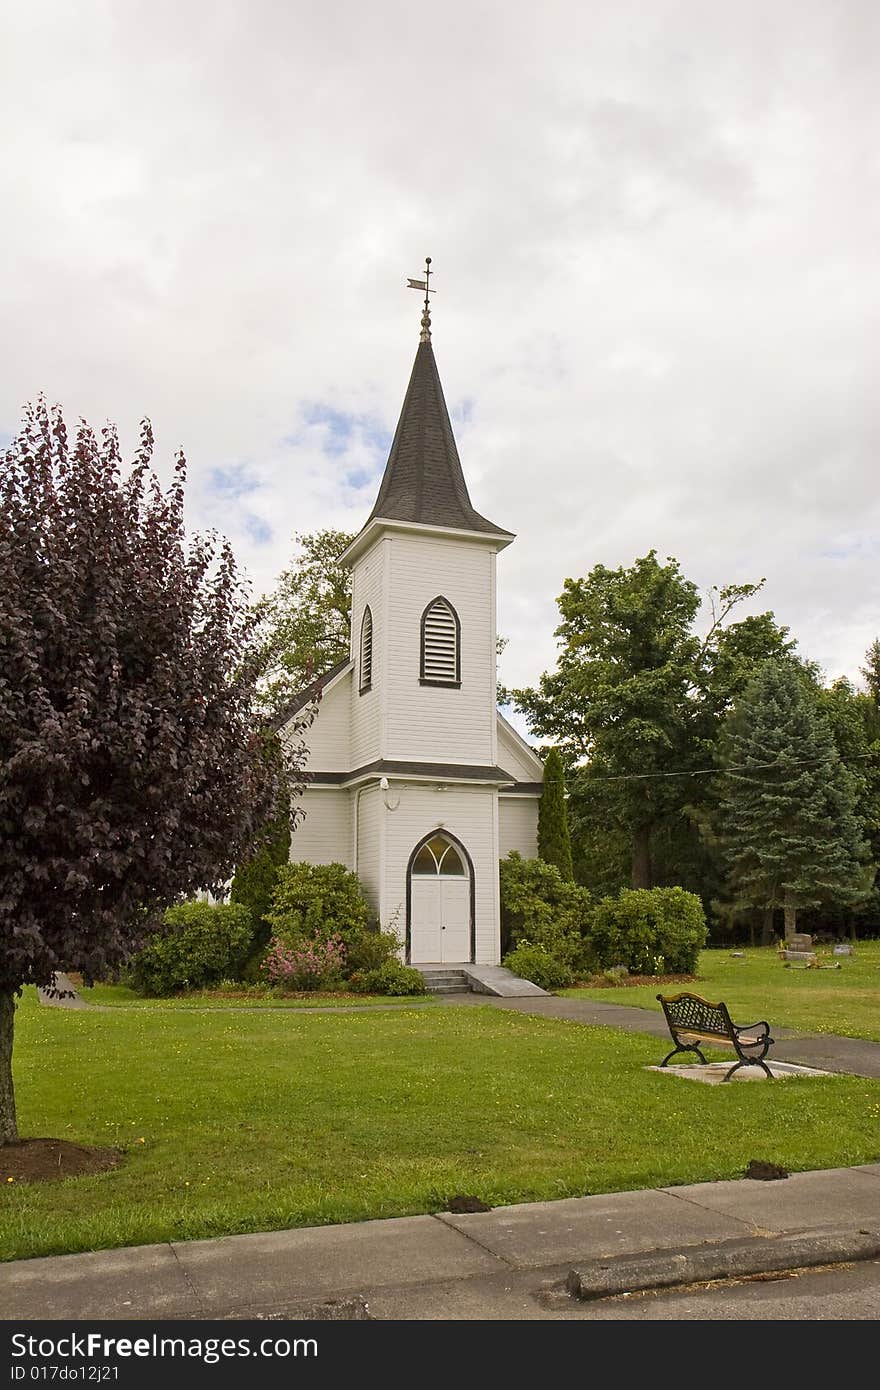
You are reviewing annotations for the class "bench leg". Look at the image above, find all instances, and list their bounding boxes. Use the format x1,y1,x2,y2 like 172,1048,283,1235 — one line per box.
723,1058,774,1082
661,1044,707,1068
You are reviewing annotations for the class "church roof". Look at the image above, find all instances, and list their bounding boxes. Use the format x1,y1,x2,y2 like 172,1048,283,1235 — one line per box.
365,340,512,540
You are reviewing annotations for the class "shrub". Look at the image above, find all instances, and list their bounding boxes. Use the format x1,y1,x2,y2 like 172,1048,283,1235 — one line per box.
502,941,573,991
499,852,592,967
263,934,346,990
351,961,428,996
345,929,404,975
586,887,707,975
267,862,372,953
127,901,253,996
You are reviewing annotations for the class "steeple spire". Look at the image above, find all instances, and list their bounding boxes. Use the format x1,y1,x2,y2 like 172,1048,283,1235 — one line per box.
340,265,515,565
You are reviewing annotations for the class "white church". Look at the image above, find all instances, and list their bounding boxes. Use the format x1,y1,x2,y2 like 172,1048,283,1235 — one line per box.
279,290,544,968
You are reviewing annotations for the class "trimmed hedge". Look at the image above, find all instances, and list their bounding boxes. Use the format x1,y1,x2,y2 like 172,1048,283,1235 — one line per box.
587,887,707,975
128,901,253,996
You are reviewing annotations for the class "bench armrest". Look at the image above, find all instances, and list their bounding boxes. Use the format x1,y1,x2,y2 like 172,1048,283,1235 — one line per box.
733,1020,771,1040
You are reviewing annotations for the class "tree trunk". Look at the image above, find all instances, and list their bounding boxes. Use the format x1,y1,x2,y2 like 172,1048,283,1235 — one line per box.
760,907,775,947
0,990,18,1146
783,890,797,941
631,824,652,890
748,917,756,948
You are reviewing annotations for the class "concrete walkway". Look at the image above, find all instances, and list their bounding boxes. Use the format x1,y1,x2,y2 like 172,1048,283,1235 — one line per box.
3,1165,879,1320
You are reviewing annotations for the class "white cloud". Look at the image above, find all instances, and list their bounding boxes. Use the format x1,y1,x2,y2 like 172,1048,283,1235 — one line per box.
2,0,878,696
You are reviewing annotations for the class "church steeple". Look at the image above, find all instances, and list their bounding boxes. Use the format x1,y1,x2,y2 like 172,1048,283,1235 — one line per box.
366,338,512,539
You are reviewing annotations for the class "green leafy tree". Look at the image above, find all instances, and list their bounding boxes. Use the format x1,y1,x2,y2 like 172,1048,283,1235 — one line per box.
255,529,354,719
513,552,792,890
712,661,867,939
537,748,574,881
861,638,880,707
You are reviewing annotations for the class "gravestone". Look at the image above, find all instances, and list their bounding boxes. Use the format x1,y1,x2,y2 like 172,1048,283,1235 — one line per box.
833,944,854,956
790,932,813,952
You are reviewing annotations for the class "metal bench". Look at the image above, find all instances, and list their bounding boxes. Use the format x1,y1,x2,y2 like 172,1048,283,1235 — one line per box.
657,992,775,1081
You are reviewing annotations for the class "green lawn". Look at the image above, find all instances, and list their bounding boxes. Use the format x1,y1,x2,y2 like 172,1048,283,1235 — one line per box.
79,984,434,1010
563,942,880,1041
2,987,879,1262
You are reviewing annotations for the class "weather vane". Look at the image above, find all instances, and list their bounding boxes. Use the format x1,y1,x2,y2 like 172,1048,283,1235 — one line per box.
407,257,435,342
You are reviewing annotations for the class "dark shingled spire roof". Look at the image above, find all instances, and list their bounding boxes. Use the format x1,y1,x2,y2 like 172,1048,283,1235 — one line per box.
366,340,511,538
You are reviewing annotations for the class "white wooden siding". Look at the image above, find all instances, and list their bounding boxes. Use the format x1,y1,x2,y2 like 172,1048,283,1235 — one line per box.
379,783,500,964
354,784,382,919
297,669,352,773
384,534,498,765
498,795,539,860
290,788,352,868
350,542,385,768
496,717,543,783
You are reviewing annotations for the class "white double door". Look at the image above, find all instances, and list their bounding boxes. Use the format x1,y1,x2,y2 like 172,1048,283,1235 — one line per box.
410,877,470,963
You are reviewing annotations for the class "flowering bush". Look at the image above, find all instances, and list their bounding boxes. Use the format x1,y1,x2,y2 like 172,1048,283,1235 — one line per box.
263,934,346,990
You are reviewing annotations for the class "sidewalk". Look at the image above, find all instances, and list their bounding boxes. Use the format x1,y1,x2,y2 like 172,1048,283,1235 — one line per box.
3,1165,879,1320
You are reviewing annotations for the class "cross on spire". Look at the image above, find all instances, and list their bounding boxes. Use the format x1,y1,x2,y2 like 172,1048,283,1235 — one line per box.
406,257,435,342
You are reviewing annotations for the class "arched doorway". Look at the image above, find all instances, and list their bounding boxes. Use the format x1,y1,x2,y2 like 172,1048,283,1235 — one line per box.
407,831,474,963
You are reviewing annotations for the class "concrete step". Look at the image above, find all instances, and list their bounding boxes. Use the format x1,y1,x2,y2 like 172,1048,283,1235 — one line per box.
413,966,471,996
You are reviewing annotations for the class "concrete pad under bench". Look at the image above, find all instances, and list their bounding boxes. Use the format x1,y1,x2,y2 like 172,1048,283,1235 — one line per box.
647,1060,831,1084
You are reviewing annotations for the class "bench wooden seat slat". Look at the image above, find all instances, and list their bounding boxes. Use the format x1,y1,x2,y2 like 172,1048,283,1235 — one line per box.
657,992,775,1082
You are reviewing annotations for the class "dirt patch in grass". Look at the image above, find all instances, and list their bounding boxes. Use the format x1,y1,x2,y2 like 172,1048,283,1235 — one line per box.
1,1139,124,1185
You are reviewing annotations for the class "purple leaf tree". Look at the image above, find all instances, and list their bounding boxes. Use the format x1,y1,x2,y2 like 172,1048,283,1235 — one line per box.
0,399,310,1144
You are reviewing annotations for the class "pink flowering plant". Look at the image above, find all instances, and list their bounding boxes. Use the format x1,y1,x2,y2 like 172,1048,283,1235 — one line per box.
263,933,346,991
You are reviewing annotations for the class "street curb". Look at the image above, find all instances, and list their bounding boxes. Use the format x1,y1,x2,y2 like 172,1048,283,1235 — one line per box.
565,1227,880,1301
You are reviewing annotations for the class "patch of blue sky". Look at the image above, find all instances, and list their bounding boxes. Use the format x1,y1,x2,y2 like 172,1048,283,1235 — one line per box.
296,403,392,459
450,397,474,426
207,462,261,500
242,513,272,545
345,466,377,490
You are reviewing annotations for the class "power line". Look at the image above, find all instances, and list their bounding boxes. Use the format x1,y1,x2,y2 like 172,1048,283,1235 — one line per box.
544,751,876,785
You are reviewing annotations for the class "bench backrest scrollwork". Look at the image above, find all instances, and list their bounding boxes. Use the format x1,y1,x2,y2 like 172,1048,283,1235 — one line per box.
658,993,734,1038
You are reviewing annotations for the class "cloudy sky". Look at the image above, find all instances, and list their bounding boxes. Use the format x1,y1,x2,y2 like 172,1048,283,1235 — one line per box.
2,0,878,705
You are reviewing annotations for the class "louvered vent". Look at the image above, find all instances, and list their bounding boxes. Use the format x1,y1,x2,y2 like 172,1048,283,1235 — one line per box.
359,606,373,692
421,597,459,684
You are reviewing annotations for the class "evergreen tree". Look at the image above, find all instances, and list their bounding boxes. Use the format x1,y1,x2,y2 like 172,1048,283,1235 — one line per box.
537,748,574,881
230,796,292,967
713,661,866,939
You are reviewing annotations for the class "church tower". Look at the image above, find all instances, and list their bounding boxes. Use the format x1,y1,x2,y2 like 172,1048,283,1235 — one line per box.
285,267,543,966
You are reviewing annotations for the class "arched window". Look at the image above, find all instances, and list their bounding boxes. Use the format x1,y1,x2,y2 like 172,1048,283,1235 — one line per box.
411,834,467,876
420,596,461,687
359,606,373,694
